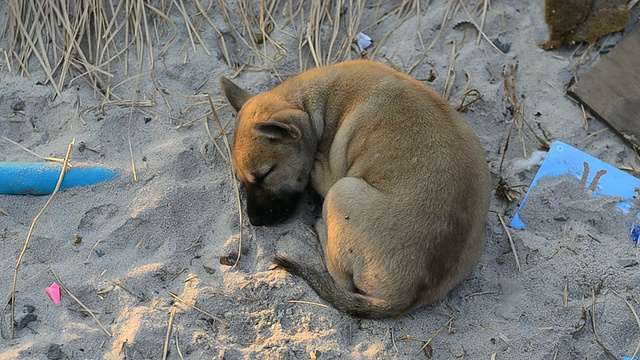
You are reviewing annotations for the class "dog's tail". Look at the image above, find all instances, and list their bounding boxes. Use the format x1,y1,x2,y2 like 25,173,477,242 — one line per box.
273,255,400,319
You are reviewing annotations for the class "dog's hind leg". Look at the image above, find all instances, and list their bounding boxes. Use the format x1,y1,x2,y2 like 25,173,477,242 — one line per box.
321,177,417,312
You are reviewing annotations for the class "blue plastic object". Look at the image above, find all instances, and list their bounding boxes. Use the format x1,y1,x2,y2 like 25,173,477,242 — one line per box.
510,141,640,243
0,162,117,195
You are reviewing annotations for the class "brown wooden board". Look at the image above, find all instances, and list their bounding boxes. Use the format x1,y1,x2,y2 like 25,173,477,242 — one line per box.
568,25,640,148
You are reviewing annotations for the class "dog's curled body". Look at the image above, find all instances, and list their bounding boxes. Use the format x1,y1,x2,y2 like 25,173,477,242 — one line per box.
221,60,491,319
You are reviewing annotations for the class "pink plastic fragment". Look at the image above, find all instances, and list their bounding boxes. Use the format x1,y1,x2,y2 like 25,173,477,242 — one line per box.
45,282,61,305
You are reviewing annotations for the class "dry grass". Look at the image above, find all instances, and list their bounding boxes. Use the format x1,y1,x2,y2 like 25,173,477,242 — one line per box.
496,64,550,203
2,0,225,98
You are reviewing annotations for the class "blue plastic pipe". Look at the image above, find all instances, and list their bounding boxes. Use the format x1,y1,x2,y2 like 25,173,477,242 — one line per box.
0,162,117,195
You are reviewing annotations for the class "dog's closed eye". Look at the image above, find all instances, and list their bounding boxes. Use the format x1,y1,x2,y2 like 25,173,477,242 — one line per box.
250,165,276,185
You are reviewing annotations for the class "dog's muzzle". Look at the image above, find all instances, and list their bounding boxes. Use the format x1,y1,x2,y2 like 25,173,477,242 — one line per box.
245,187,301,226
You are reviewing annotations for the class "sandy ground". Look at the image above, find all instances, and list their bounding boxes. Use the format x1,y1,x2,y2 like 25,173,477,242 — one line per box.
1,1,640,359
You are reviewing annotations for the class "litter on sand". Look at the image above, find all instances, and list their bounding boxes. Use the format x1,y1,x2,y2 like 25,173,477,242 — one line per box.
45,282,61,305
353,32,372,54
511,150,548,173
0,162,117,195
510,141,640,244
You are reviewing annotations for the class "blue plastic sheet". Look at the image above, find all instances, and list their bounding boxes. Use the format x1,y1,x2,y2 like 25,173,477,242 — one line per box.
510,141,640,244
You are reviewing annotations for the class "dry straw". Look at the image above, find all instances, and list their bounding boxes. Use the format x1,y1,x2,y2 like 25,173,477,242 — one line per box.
8,139,74,340
2,0,224,98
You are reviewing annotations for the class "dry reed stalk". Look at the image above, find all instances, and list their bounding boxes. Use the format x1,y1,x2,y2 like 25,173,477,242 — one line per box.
464,291,498,299
3,0,225,101
496,65,549,202
497,213,521,273
336,0,367,62
397,317,455,356
590,289,617,359
0,135,70,165
371,0,449,70
168,291,229,326
204,116,229,163
298,0,374,70
191,0,232,67
476,0,489,45
286,300,330,308
207,95,244,268
175,331,185,360
218,0,286,70
49,267,112,337
163,303,178,360
611,289,640,359
459,0,510,58
9,139,74,339
443,40,457,101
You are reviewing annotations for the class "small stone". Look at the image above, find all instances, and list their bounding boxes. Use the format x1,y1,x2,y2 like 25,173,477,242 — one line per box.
47,344,64,360
619,259,639,268
16,313,37,330
219,253,238,266
12,100,25,112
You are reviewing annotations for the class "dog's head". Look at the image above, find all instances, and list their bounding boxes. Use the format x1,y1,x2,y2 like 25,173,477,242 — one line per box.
220,77,315,226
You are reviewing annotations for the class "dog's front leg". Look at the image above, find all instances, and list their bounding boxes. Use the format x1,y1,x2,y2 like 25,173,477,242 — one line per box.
313,216,329,271
310,153,335,197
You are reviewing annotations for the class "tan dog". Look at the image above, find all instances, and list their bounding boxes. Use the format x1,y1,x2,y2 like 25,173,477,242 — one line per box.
221,60,491,319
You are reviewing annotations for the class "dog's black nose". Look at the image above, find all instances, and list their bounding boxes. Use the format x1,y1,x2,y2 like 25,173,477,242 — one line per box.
248,208,287,226
248,214,266,226
246,190,302,226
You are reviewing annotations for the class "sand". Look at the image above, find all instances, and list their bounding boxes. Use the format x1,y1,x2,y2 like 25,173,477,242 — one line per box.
1,1,640,359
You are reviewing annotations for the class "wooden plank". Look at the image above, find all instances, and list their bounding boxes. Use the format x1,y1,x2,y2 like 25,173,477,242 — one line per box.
569,25,640,148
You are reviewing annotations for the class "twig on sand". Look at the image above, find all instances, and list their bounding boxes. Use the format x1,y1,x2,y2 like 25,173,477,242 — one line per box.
175,330,185,360
84,238,104,265
0,135,70,165
497,213,521,273
203,114,229,162
611,289,640,359
443,40,458,101
398,316,454,356
456,88,483,112
207,95,244,268
168,291,228,326
464,291,498,299
49,267,112,337
9,139,74,340
458,0,509,58
496,65,549,202
590,289,617,360
502,65,550,151
476,0,489,45
163,302,178,360
286,300,330,309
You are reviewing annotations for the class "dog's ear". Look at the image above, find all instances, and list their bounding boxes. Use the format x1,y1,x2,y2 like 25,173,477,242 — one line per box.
253,121,301,142
220,77,252,112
